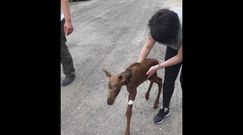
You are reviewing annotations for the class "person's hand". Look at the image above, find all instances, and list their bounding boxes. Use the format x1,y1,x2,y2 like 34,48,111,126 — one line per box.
64,20,73,36
146,65,160,78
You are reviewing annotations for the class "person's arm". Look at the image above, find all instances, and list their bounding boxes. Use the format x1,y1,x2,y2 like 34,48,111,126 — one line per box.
61,0,73,35
147,46,182,78
138,34,156,62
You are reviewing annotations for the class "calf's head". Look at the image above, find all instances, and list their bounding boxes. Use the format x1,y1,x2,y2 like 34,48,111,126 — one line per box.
103,69,131,105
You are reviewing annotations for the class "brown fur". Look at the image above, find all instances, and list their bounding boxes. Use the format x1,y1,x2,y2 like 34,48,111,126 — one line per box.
103,58,163,135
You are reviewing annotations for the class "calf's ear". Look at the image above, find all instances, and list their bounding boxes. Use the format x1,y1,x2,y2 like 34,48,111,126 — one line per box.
102,68,112,78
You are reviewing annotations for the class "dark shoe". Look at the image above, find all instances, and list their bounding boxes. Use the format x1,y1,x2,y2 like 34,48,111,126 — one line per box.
62,75,75,86
154,108,170,124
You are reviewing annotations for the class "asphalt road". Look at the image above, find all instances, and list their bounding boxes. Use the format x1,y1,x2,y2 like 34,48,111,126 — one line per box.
61,0,182,135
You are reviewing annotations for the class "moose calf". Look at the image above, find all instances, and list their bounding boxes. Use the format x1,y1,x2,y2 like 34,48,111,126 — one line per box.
103,58,163,135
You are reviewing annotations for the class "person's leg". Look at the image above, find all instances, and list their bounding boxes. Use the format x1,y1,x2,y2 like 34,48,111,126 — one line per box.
154,47,181,124
162,54,181,108
61,20,75,86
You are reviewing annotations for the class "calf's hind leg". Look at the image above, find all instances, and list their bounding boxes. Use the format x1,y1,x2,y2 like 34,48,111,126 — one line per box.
148,73,162,109
145,81,153,100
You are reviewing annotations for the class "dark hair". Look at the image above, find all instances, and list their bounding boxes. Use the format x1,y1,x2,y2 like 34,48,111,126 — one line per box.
148,9,180,45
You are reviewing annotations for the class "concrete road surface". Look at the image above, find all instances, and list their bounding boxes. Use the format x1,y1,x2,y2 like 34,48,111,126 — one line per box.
61,0,182,135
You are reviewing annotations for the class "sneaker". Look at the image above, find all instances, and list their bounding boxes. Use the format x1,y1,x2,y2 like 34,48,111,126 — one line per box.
154,108,170,124
62,75,75,86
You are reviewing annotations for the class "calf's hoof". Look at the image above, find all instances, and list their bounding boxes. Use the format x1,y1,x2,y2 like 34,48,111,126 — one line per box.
153,104,159,109
145,93,149,100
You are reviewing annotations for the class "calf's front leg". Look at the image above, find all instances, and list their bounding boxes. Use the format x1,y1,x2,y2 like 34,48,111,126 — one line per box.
125,89,137,135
